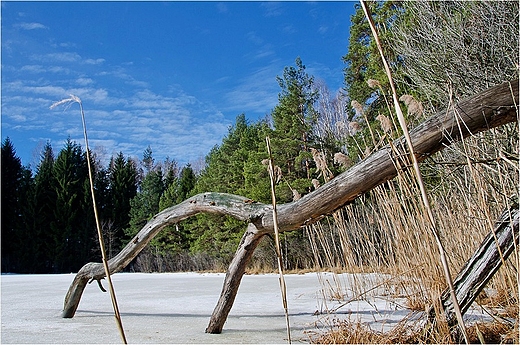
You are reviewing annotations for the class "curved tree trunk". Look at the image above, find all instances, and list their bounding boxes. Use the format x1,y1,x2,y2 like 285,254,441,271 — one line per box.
62,80,518,333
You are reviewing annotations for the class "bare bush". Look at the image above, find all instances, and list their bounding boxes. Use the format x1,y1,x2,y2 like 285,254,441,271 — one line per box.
392,1,519,105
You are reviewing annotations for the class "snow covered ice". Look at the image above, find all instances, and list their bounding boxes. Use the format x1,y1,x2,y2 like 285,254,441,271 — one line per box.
1,272,492,343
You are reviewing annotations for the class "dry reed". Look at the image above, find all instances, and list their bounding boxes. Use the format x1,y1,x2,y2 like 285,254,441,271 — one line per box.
51,95,128,344
308,115,518,343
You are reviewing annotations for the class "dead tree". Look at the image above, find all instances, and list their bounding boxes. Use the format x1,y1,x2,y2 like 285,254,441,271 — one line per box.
428,199,519,328
62,80,518,335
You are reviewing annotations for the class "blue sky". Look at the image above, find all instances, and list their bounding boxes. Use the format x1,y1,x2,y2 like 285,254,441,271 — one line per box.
2,1,356,169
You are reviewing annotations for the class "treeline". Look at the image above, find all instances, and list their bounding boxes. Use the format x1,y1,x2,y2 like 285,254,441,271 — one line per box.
2,1,517,273
2,57,348,273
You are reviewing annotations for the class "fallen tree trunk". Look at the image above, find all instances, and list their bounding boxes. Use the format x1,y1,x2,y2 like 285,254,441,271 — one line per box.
428,199,519,328
205,80,519,334
62,80,518,334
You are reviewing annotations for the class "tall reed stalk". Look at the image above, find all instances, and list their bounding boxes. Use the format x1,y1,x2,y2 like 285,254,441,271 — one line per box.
266,136,292,344
51,95,127,344
359,1,469,342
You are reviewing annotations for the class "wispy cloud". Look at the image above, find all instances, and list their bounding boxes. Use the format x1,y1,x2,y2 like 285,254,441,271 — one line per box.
4,81,110,105
14,22,48,30
20,65,46,73
260,3,284,17
19,64,71,74
76,77,94,86
98,68,150,88
246,31,264,45
224,63,280,117
31,52,82,63
3,64,231,166
282,25,297,35
29,52,104,66
84,58,105,65
245,32,275,61
318,25,329,34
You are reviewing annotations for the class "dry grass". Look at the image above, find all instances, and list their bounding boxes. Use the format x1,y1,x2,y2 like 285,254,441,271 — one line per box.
307,114,518,343
312,318,518,344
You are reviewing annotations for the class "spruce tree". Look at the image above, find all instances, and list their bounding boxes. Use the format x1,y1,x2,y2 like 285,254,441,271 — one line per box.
154,164,195,255
51,139,94,272
126,149,165,241
108,152,137,252
1,138,32,272
28,142,57,272
176,164,196,204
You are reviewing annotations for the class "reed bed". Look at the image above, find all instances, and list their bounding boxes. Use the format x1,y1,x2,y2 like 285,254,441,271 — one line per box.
307,118,519,343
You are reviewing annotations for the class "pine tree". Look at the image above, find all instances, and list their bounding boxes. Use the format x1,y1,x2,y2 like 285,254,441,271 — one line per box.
108,152,138,253
1,138,33,272
126,149,165,241
341,1,406,161
27,142,57,272
154,164,196,255
51,139,94,272
270,57,319,201
343,1,404,121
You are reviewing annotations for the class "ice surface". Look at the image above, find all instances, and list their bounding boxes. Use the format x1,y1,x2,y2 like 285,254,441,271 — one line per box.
0,272,492,344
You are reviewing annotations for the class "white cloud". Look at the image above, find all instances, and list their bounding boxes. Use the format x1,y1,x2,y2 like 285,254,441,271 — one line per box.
32,52,82,63
3,80,113,108
19,65,70,74
29,52,105,67
83,88,109,103
15,22,48,30
20,65,46,73
76,77,94,86
224,64,280,116
48,66,71,74
98,68,150,88
83,58,105,65
9,114,27,123
16,84,69,98
318,25,329,34
260,3,284,17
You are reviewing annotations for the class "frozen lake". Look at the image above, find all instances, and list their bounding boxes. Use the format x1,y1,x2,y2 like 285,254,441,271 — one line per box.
1,272,429,343
2,272,330,343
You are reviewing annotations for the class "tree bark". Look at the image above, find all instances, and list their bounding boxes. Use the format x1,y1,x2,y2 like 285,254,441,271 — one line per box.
62,80,518,333
428,199,519,327
205,224,265,334
62,193,271,318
